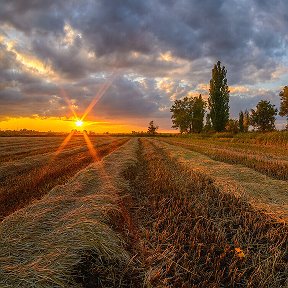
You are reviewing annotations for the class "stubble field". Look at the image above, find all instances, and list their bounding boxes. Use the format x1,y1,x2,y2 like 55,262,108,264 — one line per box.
0,134,287,287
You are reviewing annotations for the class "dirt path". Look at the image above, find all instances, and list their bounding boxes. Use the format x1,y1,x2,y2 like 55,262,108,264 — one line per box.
156,139,288,221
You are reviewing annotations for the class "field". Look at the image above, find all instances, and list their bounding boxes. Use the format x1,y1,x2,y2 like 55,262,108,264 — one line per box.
0,134,287,287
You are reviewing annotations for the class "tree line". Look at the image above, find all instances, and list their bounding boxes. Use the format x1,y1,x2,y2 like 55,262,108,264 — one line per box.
170,61,288,133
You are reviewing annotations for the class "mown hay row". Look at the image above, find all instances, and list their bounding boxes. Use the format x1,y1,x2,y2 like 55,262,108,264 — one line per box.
126,138,287,287
155,139,288,221
0,137,118,180
164,138,288,181
0,138,142,288
0,138,129,220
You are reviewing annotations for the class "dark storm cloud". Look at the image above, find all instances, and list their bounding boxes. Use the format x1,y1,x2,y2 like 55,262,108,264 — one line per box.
0,0,287,124
93,77,160,118
0,0,64,34
57,76,164,119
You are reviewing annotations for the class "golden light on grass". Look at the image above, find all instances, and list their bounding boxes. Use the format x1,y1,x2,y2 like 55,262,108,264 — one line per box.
54,130,75,156
83,131,98,161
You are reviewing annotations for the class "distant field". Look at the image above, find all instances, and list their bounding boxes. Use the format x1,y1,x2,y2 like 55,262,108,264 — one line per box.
0,135,129,219
0,135,287,287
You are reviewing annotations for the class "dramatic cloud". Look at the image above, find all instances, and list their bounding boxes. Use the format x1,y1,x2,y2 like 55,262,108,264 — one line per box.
0,0,287,130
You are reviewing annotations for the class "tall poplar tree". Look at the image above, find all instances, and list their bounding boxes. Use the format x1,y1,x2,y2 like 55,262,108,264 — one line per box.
191,94,206,133
208,61,230,132
239,111,244,132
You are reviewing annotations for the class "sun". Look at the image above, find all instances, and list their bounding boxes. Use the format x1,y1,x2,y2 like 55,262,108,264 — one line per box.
75,120,84,127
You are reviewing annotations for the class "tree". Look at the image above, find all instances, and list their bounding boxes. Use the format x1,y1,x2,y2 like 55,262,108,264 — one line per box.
170,97,194,133
243,109,250,132
279,86,288,128
204,113,212,132
225,119,239,134
239,111,244,132
147,120,158,135
191,95,206,133
170,95,206,133
250,100,278,132
208,61,230,132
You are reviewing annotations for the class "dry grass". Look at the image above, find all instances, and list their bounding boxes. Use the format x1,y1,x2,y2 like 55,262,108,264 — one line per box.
0,137,129,220
155,139,288,220
0,137,86,162
1,136,287,287
0,138,143,287
123,138,287,287
164,138,288,180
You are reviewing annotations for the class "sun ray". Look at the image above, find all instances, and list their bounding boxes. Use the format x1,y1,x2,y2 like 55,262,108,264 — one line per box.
54,130,75,156
35,130,76,184
80,73,116,121
83,131,99,161
60,88,78,119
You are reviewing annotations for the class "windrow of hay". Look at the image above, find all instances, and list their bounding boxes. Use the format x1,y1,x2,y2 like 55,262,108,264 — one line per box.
156,139,288,221
0,138,143,287
163,138,288,180
0,137,120,180
0,136,88,162
0,138,129,220
125,138,287,287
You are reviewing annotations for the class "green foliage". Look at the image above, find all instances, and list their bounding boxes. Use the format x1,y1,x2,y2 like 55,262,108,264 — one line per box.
170,97,193,133
239,111,244,132
208,61,230,132
279,86,288,128
191,95,206,133
170,95,206,133
225,119,239,134
250,100,278,132
147,120,158,135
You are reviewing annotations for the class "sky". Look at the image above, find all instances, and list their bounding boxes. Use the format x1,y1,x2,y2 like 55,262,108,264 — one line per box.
0,0,287,132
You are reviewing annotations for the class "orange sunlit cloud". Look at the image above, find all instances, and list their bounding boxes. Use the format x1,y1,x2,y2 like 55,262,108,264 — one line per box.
1,34,56,78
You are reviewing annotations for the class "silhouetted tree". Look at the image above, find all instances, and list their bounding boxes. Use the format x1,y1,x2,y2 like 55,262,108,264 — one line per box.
191,95,206,133
279,86,288,129
239,111,244,132
147,120,158,135
208,61,230,132
250,100,278,132
243,109,250,132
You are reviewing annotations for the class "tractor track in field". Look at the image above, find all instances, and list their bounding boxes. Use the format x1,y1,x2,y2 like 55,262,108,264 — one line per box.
0,138,129,220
